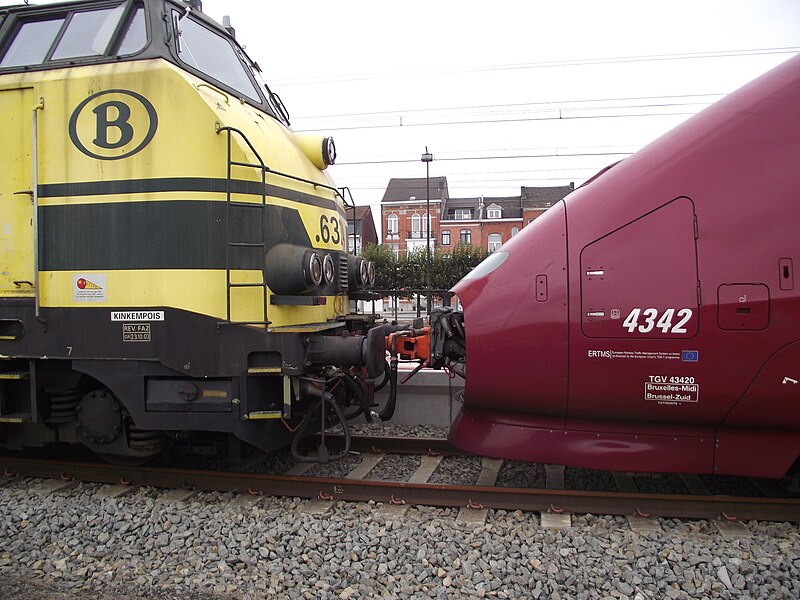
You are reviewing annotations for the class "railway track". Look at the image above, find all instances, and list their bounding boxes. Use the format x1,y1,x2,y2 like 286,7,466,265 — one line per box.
2,435,799,524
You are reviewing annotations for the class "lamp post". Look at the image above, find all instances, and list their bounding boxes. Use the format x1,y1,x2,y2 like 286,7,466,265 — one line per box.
421,147,433,316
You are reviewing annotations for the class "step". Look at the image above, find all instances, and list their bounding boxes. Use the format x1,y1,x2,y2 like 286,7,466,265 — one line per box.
247,366,281,375
0,372,29,380
0,412,31,423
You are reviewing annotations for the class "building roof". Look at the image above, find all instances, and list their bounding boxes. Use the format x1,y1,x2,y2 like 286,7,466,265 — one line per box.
520,184,574,209
349,205,372,220
381,177,449,203
346,204,378,246
442,195,522,219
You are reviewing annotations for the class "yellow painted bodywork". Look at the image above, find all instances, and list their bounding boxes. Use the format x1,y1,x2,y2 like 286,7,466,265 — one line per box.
0,59,348,327
0,87,34,297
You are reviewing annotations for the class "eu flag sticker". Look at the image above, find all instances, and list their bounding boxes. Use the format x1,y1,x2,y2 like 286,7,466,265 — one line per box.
681,350,699,362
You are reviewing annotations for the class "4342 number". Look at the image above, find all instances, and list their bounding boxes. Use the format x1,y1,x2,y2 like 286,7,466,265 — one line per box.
622,308,693,334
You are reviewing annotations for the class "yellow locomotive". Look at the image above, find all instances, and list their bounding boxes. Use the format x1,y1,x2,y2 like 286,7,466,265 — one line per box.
0,0,382,463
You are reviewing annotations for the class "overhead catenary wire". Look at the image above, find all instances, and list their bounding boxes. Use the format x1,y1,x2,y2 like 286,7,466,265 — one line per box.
295,110,699,133
293,93,726,121
333,150,634,166
284,50,800,200
273,47,800,86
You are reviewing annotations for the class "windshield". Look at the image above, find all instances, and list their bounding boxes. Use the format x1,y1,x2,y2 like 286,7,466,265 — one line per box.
0,2,147,68
175,13,261,103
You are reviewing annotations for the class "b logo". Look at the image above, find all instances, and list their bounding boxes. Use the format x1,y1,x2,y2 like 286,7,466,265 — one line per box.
69,89,157,160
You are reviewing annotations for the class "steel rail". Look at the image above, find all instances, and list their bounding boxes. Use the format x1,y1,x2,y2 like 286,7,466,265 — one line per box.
2,456,799,522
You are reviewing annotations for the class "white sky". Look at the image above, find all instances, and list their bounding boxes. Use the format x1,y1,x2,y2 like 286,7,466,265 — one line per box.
198,0,800,219
4,0,800,223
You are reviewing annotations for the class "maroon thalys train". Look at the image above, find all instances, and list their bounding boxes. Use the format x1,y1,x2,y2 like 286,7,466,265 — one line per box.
421,54,800,479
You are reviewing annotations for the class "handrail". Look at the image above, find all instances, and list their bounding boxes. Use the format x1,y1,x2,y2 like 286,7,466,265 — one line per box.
214,124,363,324
32,97,44,318
216,124,345,203
339,186,358,253
217,125,268,327
196,83,229,105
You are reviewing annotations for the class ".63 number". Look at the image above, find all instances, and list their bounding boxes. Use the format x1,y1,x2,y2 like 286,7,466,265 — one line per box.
622,307,692,334
319,214,341,244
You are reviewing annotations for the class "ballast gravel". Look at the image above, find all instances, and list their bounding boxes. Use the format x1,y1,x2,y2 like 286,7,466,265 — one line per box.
1,478,799,600
429,456,483,486
364,454,422,482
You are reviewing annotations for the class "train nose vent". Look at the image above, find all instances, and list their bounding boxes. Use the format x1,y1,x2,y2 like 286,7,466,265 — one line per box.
339,254,349,293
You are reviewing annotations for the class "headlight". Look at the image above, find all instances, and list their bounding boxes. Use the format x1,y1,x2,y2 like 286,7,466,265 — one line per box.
358,260,369,286
346,255,373,290
265,244,329,294
366,261,376,286
307,252,323,287
322,253,335,285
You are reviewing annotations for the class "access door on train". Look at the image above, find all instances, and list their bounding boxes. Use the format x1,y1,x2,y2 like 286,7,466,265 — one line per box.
0,87,35,298
569,196,703,423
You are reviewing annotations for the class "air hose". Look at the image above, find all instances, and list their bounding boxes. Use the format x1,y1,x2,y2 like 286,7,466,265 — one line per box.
377,358,398,421
341,372,372,423
373,361,391,392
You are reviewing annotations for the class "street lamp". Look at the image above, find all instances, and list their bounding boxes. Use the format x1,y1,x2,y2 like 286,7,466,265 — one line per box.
421,147,433,316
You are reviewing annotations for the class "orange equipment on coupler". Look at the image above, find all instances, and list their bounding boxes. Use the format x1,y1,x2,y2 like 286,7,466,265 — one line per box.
384,308,467,382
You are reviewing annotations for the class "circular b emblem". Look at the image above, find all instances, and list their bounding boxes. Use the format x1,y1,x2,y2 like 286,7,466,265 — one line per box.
69,89,158,160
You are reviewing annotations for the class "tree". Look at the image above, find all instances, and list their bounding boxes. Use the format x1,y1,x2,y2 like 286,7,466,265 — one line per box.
360,243,489,291
360,243,397,290
438,244,489,288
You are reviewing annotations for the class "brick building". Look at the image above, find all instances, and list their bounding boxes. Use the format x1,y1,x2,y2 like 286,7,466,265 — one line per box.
380,177,449,256
345,205,378,254
380,178,574,254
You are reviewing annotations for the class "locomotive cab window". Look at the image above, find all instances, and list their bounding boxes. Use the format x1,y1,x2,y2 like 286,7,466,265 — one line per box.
174,12,261,102
0,3,147,68
0,19,63,67
52,6,125,60
117,7,147,55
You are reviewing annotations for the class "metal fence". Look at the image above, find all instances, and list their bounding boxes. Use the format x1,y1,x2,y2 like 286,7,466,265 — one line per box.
360,289,455,321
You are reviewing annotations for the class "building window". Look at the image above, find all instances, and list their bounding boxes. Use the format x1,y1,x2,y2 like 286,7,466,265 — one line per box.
454,208,471,220
487,205,502,219
511,226,519,237
460,229,471,245
411,213,421,238
442,230,450,246
488,233,502,252
387,213,398,236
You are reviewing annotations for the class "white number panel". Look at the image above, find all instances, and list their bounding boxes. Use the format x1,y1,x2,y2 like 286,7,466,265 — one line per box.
622,307,693,335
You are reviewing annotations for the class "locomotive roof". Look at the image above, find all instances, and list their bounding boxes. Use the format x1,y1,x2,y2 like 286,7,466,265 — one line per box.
0,0,286,124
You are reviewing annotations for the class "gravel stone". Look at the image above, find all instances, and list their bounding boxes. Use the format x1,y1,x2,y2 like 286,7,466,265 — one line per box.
429,455,482,485
565,466,617,491
495,461,546,488
632,473,688,494
333,422,449,439
305,452,364,479
1,427,799,599
241,448,297,474
699,474,764,496
365,454,422,481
